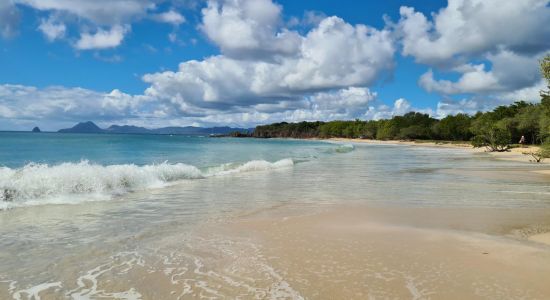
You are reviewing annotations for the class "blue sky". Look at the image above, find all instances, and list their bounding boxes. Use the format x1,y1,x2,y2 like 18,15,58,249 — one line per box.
0,0,549,130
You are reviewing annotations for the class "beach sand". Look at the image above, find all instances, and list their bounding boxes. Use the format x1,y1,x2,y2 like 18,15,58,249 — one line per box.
530,233,550,244
329,137,550,167
224,205,550,299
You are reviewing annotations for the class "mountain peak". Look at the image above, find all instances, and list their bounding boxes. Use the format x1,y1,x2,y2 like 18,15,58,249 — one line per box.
58,121,104,133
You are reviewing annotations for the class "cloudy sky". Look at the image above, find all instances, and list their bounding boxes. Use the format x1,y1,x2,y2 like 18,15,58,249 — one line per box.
0,0,549,131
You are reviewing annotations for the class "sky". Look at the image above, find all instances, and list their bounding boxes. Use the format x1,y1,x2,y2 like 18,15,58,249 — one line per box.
0,0,549,131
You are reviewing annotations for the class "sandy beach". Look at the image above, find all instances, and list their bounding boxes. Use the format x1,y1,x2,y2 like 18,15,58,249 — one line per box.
221,204,550,299
329,137,550,166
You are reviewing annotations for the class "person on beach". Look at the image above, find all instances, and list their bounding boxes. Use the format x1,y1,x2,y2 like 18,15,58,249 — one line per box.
519,135,526,147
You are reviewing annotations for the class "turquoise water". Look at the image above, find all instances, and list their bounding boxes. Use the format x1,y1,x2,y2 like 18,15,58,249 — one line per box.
0,132,343,209
1,133,550,298
0,132,330,168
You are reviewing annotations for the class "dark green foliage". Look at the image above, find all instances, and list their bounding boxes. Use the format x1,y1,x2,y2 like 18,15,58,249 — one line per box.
433,114,472,141
254,100,546,149
471,127,511,152
253,121,323,138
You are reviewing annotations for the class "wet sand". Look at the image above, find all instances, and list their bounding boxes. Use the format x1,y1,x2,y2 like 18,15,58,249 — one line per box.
329,138,548,165
224,205,550,299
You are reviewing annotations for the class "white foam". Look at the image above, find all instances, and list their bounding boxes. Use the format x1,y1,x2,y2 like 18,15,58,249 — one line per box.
66,251,144,300
206,158,294,176
12,281,62,300
0,158,294,209
335,144,355,153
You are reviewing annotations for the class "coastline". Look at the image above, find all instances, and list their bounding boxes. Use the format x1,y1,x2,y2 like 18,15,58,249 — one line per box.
328,137,550,167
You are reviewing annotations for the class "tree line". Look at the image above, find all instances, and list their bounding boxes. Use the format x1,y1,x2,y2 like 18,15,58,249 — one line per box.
253,54,550,152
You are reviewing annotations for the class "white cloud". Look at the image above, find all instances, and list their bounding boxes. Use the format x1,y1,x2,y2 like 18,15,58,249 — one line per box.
419,50,543,96
0,0,20,38
38,17,66,41
15,0,155,26
433,79,547,119
397,0,550,65
0,83,377,129
365,98,418,120
435,98,493,118
153,9,186,25
12,0,188,49
172,88,377,126
500,80,546,103
308,87,376,118
143,1,395,116
137,0,395,125
397,0,550,111
75,25,129,50
200,0,301,59
0,84,153,129
419,67,499,95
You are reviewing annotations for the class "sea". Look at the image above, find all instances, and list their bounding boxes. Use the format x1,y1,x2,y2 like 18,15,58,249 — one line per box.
1,132,550,299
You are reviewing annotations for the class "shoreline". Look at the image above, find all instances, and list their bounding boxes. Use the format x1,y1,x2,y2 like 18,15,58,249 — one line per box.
328,137,550,167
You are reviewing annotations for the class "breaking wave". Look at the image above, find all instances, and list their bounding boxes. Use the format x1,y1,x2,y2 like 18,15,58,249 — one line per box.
335,144,355,153
0,159,294,210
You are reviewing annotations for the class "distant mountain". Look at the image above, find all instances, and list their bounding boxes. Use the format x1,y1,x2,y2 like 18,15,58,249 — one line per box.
58,121,253,135
31,127,41,133
106,125,150,134
58,121,104,133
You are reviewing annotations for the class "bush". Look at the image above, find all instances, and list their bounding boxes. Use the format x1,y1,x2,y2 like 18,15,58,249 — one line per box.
471,127,511,152
524,142,550,163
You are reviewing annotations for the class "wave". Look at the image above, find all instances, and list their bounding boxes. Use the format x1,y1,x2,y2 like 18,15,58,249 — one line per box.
334,144,355,153
0,159,294,210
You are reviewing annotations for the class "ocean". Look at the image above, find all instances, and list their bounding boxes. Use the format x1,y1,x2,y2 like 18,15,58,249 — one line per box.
1,132,550,298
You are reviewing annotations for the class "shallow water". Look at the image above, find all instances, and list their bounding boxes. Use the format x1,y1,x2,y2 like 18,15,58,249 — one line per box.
1,134,550,299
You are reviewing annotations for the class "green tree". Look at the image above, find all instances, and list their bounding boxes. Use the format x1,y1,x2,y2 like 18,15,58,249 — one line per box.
516,105,541,144
434,113,473,141
541,53,550,96
471,126,511,152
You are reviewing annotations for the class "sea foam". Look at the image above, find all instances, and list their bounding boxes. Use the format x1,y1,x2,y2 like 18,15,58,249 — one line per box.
0,159,293,209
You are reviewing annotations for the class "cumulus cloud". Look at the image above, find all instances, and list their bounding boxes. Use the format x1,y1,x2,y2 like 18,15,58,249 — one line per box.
419,67,499,95
38,17,66,41
432,79,548,119
153,9,186,25
309,87,376,116
165,87,377,126
200,0,301,59
0,0,20,38
397,0,550,65
395,0,550,114
365,98,419,120
11,0,190,49
15,0,155,26
0,82,380,130
0,84,154,129
419,51,543,95
143,0,395,121
76,25,129,50
434,97,495,118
